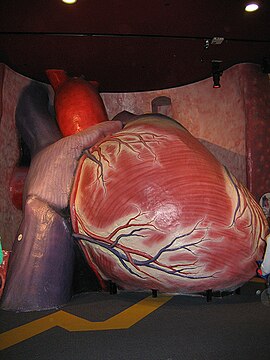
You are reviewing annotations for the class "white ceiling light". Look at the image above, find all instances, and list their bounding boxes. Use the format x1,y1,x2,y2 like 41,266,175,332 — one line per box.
62,0,77,4
245,3,259,12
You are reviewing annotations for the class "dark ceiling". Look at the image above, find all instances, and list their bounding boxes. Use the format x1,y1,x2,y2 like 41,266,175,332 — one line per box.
0,0,270,92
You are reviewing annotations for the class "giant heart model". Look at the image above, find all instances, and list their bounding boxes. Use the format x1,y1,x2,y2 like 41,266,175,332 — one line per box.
70,114,268,293
2,73,267,312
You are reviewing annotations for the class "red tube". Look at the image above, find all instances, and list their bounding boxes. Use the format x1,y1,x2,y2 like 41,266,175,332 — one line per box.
9,166,29,210
46,69,108,137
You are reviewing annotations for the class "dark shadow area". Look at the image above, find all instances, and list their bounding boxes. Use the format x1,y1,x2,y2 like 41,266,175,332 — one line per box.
72,243,101,294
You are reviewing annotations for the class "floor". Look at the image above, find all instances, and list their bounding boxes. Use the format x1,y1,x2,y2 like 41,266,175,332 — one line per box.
1,279,270,360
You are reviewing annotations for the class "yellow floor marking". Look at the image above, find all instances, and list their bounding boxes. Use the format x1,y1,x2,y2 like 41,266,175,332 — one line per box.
0,295,172,350
250,277,266,284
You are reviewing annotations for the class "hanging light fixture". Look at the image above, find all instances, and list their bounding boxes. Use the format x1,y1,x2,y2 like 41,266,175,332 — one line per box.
211,60,223,88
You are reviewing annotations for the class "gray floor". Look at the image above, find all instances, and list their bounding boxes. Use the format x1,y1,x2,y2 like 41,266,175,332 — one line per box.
1,281,270,360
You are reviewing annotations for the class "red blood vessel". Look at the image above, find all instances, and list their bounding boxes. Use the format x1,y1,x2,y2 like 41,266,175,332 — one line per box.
46,69,108,136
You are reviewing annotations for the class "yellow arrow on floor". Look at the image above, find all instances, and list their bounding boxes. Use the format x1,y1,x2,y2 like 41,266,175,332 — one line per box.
0,294,172,350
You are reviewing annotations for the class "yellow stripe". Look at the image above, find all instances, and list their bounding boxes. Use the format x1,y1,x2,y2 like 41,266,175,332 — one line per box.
0,295,172,350
250,277,265,283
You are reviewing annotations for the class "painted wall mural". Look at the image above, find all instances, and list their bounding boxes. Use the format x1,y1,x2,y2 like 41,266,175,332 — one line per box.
0,64,269,311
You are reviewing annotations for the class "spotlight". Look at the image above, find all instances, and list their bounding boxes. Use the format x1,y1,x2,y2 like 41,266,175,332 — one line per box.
245,3,259,12
62,0,77,4
211,60,223,88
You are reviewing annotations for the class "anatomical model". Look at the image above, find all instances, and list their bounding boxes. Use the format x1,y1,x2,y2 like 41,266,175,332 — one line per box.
1,71,268,311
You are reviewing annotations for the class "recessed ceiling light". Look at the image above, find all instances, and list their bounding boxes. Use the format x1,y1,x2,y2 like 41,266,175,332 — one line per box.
245,3,259,12
62,0,77,4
